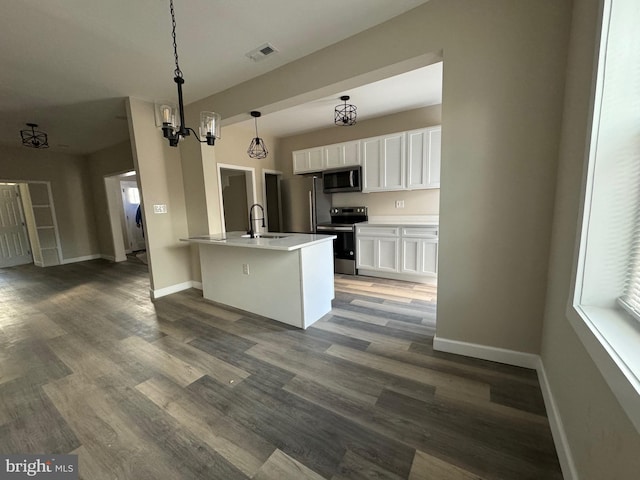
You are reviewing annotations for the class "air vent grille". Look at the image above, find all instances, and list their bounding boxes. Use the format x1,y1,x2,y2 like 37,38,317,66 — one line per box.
245,43,278,62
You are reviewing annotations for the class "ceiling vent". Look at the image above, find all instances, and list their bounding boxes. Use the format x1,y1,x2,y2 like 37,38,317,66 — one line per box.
245,43,279,62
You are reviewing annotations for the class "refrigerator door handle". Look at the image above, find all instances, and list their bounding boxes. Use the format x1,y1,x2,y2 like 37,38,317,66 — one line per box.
309,190,314,232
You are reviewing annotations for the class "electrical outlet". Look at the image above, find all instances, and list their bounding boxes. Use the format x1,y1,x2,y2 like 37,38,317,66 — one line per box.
395,200,405,209
242,263,250,275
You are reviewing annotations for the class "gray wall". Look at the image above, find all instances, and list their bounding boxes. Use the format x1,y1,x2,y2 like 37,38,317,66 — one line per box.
87,140,135,259
0,144,99,260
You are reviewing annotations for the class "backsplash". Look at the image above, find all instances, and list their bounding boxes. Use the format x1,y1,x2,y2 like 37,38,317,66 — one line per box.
332,188,439,216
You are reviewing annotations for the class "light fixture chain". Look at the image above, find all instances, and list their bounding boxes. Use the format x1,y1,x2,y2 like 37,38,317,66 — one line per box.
169,0,183,78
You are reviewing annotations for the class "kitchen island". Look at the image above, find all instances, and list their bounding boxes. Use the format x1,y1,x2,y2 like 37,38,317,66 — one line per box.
182,232,336,329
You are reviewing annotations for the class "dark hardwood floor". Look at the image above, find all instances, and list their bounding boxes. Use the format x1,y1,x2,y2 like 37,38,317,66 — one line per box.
0,260,562,479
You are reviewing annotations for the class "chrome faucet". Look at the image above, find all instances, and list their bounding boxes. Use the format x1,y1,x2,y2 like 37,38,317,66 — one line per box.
248,203,266,238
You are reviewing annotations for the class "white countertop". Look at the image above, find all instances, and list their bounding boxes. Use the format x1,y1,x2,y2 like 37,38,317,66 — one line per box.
181,231,336,251
363,215,439,226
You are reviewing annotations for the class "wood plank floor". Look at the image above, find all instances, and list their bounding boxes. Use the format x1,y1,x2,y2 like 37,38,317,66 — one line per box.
0,260,562,479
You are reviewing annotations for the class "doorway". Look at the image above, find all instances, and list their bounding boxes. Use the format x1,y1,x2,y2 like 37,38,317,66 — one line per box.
217,164,257,234
120,179,145,252
263,170,283,232
104,171,145,263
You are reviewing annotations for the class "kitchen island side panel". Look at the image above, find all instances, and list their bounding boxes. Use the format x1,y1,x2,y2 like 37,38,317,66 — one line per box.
199,240,334,328
300,240,335,328
198,244,307,327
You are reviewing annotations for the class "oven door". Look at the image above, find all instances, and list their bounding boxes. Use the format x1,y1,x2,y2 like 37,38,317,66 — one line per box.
316,225,357,274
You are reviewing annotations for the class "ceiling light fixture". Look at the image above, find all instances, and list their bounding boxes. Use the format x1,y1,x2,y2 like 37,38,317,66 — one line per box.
334,95,357,126
155,0,220,147
20,123,49,149
247,111,268,159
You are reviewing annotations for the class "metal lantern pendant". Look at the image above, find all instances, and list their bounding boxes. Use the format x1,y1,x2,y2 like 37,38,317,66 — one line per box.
20,123,49,149
156,0,221,147
334,95,357,126
247,111,268,159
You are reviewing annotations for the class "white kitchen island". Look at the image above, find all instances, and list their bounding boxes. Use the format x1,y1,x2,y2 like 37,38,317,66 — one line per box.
182,232,336,329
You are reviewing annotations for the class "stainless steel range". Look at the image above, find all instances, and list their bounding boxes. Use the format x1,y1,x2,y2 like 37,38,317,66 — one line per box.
316,206,368,275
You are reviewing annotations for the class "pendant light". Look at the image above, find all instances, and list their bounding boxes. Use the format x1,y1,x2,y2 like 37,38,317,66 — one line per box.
334,95,357,126
155,0,221,147
20,123,49,149
247,111,268,159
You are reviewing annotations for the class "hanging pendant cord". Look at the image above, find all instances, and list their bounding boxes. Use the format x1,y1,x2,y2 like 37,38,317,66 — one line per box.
254,117,259,138
170,0,183,78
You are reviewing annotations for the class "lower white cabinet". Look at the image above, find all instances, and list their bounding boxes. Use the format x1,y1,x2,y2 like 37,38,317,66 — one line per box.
356,226,400,272
356,225,438,280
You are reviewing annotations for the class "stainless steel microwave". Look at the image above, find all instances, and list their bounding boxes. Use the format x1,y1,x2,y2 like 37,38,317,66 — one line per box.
322,166,362,193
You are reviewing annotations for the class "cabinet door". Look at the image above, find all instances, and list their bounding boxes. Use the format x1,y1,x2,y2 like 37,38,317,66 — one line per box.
343,141,360,166
324,144,343,169
356,237,376,269
308,148,324,172
293,151,309,174
382,133,405,190
376,237,399,272
406,129,428,189
401,238,421,274
420,238,438,275
427,127,441,188
362,137,382,192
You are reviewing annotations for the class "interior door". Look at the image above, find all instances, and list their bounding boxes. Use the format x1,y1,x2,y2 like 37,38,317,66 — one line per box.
120,180,145,252
0,184,32,267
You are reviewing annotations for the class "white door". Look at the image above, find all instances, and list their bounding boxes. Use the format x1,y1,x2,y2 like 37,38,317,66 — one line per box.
0,184,32,267
120,181,145,252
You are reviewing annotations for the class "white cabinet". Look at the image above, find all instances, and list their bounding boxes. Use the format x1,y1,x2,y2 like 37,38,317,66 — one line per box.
357,224,438,280
293,147,324,174
362,133,406,192
406,126,441,190
293,141,360,174
356,226,400,272
401,227,438,275
292,126,441,190
324,141,360,169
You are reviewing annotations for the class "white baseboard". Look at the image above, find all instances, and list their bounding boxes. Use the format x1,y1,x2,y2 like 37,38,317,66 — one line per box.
433,335,539,369
433,335,577,480
151,281,200,299
536,358,578,480
100,254,116,262
61,254,101,265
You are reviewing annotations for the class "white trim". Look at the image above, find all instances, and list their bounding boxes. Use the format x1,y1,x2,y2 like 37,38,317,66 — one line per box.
433,335,577,480
216,163,257,236
433,335,539,369
151,281,199,299
536,357,578,480
33,260,44,267
191,281,203,290
61,254,101,264
100,254,117,262
358,270,437,285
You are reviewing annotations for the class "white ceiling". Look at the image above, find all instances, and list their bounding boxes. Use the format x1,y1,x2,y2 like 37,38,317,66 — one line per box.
0,0,436,155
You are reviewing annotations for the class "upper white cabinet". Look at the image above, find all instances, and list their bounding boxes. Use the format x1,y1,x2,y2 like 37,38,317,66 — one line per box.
324,140,361,169
293,141,360,174
362,133,406,192
406,126,441,190
293,147,324,174
292,126,441,191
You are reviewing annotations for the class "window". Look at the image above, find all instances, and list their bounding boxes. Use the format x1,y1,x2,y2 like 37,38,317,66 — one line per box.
572,0,640,432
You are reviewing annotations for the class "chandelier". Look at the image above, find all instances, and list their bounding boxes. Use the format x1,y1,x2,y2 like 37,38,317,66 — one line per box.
156,0,220,147
334,95,357,126
247,111,268,159
20,123,49,149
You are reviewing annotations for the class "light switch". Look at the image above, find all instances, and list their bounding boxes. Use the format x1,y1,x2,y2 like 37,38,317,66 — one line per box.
153,204,167,214
395,200,405,209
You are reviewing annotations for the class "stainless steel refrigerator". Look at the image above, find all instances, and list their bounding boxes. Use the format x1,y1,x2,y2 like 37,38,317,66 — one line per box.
281,176,331,233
